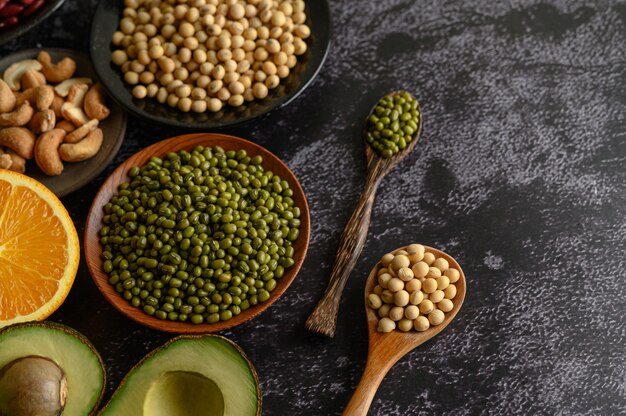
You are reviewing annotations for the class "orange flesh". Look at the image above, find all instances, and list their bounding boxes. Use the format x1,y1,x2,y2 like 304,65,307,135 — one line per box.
0,178,69,320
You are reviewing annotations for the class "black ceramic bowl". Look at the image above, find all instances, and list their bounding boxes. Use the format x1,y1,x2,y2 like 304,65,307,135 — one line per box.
0,0,66,45
90,0,331,129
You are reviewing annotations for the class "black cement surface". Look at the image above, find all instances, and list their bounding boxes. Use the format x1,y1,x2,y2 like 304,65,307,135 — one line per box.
2,1,625,414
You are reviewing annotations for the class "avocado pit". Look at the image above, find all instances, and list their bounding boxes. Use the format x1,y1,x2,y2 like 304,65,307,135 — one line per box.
0,356,67,416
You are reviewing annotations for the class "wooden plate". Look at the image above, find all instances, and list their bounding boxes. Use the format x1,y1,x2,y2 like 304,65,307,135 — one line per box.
89,0,331,129
84,133,311,333
0,48,126,197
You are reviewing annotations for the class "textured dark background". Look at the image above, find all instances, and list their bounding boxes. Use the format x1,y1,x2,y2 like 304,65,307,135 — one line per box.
2,0,625,415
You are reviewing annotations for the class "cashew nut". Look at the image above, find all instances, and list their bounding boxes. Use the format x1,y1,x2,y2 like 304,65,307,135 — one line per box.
59,128,103,162
84,84,110,121
35,129,66,176
0,151,12,169
51,94,64,118
3,60,42,90
5,148,26,173
0,79,16,113
38,51,77,83
0,102,34,127
21,69,46,90
0,127,36,159
15,85,55,111
54,77,93,97
64,119,98,143
56,120,75,133
28,109,56,134
61,84,90,127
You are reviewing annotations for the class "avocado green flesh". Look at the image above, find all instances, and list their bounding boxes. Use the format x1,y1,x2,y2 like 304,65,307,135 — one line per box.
101,337,259,416
144,371,224,416
0,325,104,416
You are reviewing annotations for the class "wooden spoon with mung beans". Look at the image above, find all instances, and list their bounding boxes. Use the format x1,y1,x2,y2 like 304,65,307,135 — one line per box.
305,91,422,337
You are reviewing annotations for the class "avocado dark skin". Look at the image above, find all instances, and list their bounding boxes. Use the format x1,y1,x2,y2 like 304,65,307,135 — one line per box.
0,356,67,416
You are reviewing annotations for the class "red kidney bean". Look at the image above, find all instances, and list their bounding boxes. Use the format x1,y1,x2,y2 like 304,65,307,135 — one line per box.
21,0,44,17
0,3,23,17
19,0,37,6
0,0,10,12
0,15,18,28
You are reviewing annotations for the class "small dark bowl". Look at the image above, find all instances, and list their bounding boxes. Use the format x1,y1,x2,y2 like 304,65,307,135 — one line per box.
0,0,66,45
89,0,331,129
84,133,311,333
0,48,127,197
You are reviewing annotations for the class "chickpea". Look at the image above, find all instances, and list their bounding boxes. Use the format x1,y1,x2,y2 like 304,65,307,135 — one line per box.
387,278,403,293
405,279,421,293
377,317,396,333
207,97,223,112
419,299,434,315
228,94,244,107
167,93,180,107
378,304,391,318
444,285,457,299
414,316,430,332
367,294,382,310
265,74,279,89
239,75,252,89
276,65,289,79
444,268,460,283
373,285,383,296
252,82,268,99
132,85,148,98
262,61,277,75
216,87,232,102
124,71,140,85
156,86,168,103
423,252,436,266
387,306,403,322
409,290,423,305
394,290,410,307
438,299,453,313
294,24,310,39
112,50,128,65
146,83,159,97
428,309,445,326
224,71,240,84
139,71,155,84
429,290,444,304
404,305,419,320
243,87,255,101
426,267,442,280
422,278,437,294
191,100,207,113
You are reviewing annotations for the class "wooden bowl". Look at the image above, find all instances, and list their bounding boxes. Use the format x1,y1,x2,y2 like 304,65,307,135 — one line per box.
84,133,310,333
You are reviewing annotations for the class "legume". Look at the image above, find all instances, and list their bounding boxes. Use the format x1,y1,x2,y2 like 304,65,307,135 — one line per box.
366,91,420,158
99,145,301,324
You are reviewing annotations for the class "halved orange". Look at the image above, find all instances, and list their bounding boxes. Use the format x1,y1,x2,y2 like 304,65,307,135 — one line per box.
0,170,79,328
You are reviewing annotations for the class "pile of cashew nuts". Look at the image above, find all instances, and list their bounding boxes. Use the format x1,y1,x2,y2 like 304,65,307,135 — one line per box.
0,51,110,176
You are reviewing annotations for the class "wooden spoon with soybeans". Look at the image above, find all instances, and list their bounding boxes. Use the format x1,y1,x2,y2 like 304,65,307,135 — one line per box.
306,91,422,337
342,245,466,416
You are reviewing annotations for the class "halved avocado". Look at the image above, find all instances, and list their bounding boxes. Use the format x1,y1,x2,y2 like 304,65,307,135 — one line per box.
100,335,261,416
0,321,105,416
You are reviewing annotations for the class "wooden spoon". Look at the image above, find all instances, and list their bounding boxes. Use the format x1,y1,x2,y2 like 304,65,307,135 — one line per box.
306,91,423,337
343,246,466,416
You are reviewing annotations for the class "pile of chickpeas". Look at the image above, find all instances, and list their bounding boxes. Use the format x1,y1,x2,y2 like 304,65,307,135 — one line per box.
367,244,460,333
110,0,310,113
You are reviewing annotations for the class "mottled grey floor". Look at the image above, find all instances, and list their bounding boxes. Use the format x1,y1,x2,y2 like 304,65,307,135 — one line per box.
2,0,625,415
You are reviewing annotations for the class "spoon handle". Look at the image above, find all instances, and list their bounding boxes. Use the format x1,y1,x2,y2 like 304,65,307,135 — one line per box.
342,351,392,416
305,157,386,337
